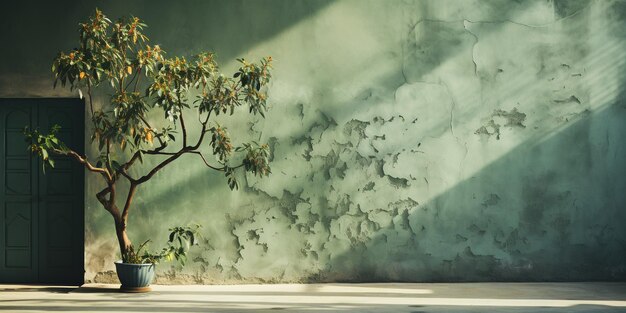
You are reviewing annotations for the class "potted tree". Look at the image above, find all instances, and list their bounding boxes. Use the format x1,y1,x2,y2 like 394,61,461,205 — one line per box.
113,225,202,292
24,9,273,291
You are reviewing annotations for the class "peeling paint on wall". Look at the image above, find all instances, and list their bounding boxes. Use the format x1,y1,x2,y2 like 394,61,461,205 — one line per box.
475,108,527,140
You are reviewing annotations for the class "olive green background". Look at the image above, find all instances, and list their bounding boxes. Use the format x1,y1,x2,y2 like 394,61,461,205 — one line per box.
1,0,625,283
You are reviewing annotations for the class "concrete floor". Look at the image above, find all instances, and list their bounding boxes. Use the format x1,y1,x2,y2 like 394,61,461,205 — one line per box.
1,283,626,312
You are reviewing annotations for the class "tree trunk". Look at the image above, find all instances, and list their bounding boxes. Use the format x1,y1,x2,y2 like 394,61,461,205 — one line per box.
115,218,132,259
97,185,134,260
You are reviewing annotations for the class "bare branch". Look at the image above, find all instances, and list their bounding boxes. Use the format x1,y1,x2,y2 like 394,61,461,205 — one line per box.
202,109,211,125
105,138,112,176
175,86,188,148
191,110,212,150
231,163,245,170
180,109,187,147
135,150,186,184
118,168,136,182
120,139,170,175
124,67,140,91
189,151,225,171
143,150,176,155
120,152,140,177
138,115,153,129
52,148,112,181
133,68,142,92
87,80,95,119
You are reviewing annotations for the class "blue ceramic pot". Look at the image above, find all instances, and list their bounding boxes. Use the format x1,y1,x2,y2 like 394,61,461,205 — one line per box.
114,261,155,289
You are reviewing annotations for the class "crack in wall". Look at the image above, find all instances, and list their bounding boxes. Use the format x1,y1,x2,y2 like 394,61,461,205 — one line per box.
463,20,479,77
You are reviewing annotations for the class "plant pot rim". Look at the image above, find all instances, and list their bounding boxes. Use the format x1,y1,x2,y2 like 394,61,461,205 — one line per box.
115,260,155,267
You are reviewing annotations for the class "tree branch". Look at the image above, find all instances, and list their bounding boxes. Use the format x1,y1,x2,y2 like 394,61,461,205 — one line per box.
175,85,188,148
96,185,120,218
133,68,142,92
132,106,219,184
231,163,245,170
138,115,153,129
121,183,137,226
124,67,140,91
120,138,169,176
189,151,225,171
135,150,186,184
118,168,136,182
105,138,113,177
143,150,176,155
109,182,116,208
87,80,95,119
179,109,187,147
191,110,212,150
52,148,112,181
96,187,111,206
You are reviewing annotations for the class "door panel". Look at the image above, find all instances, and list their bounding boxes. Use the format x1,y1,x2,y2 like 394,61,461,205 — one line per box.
0,98,84,285
37,100,84,284
0,101,37,282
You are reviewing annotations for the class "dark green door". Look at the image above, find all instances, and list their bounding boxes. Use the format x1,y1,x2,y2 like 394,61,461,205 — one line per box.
0,98,84,285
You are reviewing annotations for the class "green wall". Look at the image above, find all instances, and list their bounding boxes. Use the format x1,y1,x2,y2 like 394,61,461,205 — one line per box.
1,0,625,283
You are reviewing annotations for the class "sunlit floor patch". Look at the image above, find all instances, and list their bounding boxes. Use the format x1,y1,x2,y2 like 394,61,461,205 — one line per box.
1,283,625,313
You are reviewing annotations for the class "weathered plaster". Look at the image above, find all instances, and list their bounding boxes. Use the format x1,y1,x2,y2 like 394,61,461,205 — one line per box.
1,0,625,283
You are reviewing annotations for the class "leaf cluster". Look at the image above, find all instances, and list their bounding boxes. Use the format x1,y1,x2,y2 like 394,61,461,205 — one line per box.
220,142,271,190
23,125,68,171
196,57,273,118
209,125,233,161
122,225,202,265
51,9,167,157
239,142,271,177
